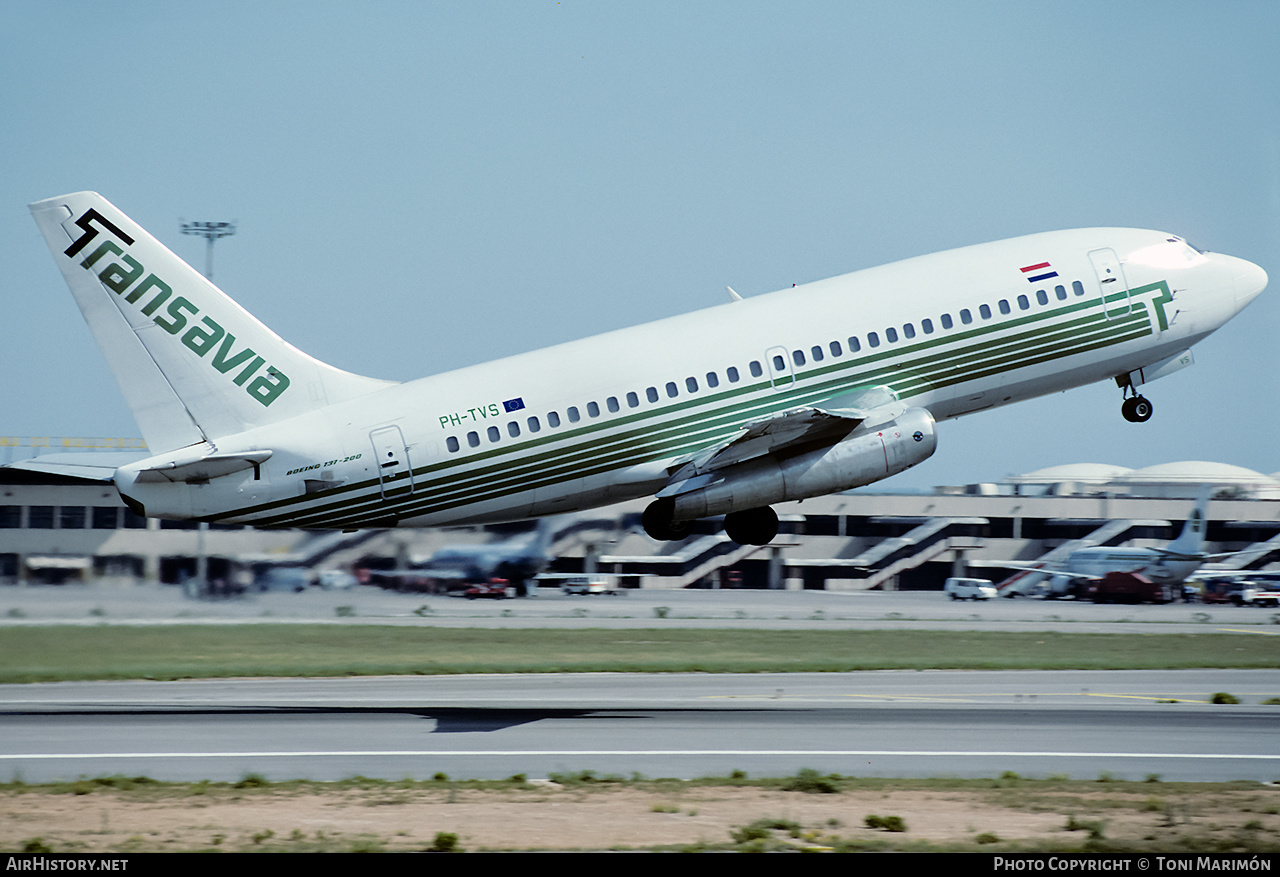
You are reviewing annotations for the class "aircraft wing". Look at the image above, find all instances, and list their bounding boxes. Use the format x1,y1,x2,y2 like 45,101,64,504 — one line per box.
661,386,908,494
1149,547,1236,562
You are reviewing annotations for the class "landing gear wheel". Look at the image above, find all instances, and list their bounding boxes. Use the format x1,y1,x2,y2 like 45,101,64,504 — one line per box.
642,498,693,542
723,506,779,546
1122,395,1153,423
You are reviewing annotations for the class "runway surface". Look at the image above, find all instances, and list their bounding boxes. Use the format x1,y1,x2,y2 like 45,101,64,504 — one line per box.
3,586,1277,784
3,670,1278,784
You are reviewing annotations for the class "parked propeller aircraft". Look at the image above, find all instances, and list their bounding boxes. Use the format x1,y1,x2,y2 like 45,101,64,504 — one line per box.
27,193,1267,545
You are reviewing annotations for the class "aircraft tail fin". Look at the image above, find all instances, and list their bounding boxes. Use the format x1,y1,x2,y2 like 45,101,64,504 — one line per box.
1166,486,1212,556
30,192,396,453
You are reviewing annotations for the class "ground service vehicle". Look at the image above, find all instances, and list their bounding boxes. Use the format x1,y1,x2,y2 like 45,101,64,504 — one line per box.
1084,572,1178,604
944,577,997,600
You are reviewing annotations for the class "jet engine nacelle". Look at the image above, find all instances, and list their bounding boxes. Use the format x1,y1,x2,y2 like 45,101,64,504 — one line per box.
670,407,937,521
1046,574,1077,597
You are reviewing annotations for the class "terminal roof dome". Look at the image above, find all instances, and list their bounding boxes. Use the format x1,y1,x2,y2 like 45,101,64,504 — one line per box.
1115,461,1275,485
1008,463,1133,485
1003,461,1280,498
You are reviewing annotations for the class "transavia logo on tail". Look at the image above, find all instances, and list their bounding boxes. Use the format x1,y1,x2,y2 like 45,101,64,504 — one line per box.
63,208,289,407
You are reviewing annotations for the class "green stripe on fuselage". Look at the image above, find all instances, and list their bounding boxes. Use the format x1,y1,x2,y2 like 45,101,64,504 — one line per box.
233,286,1160,528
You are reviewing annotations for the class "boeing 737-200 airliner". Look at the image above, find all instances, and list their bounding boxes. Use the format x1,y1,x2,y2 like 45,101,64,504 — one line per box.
27,192,1267,545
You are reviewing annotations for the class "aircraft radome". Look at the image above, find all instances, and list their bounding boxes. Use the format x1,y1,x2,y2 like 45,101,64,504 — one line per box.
24,192,1268,546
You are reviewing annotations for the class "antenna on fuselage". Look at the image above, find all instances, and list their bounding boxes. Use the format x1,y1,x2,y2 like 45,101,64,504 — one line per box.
726,286,743,302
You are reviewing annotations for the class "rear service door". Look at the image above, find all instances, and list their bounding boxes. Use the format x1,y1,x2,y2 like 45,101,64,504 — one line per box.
370,426,413,498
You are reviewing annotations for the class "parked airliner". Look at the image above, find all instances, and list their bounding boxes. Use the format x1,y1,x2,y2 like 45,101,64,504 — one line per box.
27,193,1267,545
1002,489,1225,596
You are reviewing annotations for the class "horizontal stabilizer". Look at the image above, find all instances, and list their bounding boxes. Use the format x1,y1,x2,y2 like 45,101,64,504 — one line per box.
2,452,150,483
130,446,273,484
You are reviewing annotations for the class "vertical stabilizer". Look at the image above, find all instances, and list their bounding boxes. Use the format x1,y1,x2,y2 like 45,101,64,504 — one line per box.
30,192,396,453
1166,487,1212,556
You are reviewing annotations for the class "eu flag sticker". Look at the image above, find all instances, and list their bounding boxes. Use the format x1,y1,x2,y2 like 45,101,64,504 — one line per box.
503,397,526,413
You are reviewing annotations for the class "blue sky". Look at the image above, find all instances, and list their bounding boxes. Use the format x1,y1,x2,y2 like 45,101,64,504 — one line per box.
2,1,1276,487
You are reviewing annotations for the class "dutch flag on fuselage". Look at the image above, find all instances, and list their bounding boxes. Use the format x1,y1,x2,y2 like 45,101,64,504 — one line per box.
1020,261,1059,283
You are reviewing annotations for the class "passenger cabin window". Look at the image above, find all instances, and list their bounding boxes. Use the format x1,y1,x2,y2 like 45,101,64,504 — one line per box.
705,372,719,388
626,391,639,408
666,381,678,398
885,327,898,343
921,318,934,334
960,309,972,324
903,323,915,339
446,436,460,453
467,431,480,448
749,361,763,378
527,416,541,433
1017,294,1029,310
567,406,581,423
587,401,600,418
727,366,740,383
1055,284,1067,300
772,353,786,371
1072,280,1085,296
848,336,861,352
867,331,880,348
829,340,843,357
686,376,699,393
792,350,805,367
607,396,619,413
809,345,824,362
1037,289,1049,305
548,411,561,428
979,304,992,320
507,421,520,438
998,300,1011,315
488,426,500,442
647,386,659,403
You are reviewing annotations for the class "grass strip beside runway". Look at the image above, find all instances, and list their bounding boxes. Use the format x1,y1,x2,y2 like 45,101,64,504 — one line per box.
1,626,1276,682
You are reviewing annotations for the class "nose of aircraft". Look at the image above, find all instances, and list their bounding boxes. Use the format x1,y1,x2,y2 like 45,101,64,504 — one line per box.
1233,257,1268,309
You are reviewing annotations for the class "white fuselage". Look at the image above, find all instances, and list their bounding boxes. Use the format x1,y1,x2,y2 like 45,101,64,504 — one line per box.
1064,548,1202,585
113,227,1265,528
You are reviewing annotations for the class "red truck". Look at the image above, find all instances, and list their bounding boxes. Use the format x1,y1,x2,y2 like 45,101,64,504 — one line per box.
1083,572,1179,604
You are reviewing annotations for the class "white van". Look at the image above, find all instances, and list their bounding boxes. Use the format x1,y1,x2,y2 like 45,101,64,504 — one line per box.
561,576,617,596
944,577,997,600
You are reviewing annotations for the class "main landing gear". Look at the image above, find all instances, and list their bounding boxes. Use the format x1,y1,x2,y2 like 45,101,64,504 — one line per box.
723,507,779,546
642,499,779,546
641,498,692,542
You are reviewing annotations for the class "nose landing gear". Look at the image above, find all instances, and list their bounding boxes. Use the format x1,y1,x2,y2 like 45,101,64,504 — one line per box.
1121,394,1153,423
1116,372,1154,423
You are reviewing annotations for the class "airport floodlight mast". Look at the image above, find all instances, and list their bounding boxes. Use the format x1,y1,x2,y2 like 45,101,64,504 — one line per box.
179,219,236,280
177,216,235,597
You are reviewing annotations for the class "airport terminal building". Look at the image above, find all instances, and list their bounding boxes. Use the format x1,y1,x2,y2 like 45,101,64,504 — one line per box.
3,451,1278,592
